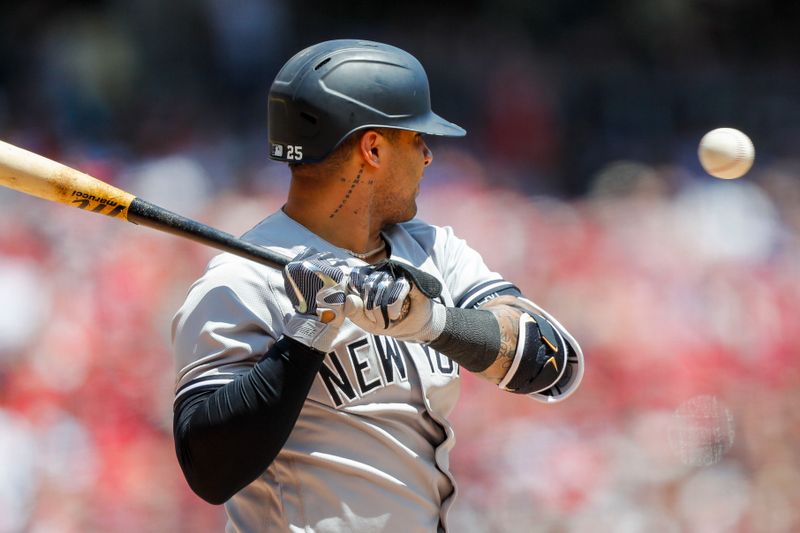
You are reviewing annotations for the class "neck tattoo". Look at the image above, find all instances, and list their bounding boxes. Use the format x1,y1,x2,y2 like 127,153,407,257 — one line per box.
330,164,364,219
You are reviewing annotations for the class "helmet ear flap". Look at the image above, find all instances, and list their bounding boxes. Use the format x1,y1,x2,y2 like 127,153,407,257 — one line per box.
298,111,319,136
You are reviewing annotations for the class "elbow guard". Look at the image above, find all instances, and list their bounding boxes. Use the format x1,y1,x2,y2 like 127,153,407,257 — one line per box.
498,312,570,395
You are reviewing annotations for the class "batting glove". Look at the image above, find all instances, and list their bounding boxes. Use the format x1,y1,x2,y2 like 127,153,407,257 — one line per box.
345,261,446,344
282,249,349,353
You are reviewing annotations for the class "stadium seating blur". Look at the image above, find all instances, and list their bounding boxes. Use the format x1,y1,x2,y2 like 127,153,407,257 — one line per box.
2,2,799,531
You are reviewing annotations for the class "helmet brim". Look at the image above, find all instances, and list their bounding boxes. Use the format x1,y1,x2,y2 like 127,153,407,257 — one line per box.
406,111,467,138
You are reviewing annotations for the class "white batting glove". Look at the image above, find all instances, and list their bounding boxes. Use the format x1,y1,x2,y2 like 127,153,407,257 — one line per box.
282,249,350,353
344,267,446,343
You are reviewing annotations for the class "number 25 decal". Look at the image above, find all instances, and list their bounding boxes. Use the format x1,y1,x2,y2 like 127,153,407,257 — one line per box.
286,145,303,161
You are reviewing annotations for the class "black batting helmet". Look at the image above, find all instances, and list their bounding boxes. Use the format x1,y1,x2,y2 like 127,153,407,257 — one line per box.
267,39,466,164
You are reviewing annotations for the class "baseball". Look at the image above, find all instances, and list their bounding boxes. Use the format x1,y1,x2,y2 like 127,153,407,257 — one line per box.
698,127,755,179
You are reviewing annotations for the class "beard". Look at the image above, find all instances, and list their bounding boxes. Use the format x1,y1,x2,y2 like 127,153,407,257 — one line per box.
376,192,417,225
374,165,420,225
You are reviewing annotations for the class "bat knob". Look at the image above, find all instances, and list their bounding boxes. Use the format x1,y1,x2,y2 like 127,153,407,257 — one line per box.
319,309,336,324
399,297,411,321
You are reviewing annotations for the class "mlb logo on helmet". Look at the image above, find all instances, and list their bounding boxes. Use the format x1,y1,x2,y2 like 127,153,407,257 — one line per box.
271,144,284,158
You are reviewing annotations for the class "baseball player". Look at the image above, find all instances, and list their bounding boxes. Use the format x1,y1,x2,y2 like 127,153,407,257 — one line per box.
172,39,584,533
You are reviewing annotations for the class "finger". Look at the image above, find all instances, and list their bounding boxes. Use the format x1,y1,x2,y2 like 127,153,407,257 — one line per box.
310,260,348,285
374,277,395,328
317,286,346,307
349,266,370,292
367,274,393,326
362,272,387,311
344,294,365,318
371,276,391,310
385,278,412,321
284,262,314,314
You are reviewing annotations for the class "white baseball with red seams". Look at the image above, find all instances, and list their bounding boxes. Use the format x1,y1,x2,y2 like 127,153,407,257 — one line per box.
698,127,755,179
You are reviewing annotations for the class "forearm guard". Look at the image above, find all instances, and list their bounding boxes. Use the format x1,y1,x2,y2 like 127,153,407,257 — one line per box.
428,306,570,395
497,312,570,394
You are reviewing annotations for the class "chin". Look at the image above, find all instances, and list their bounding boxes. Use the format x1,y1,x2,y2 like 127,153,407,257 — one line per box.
404,201,418,221
388,203,417,225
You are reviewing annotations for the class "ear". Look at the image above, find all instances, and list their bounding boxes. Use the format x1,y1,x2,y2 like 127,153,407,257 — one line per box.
357,130,384,169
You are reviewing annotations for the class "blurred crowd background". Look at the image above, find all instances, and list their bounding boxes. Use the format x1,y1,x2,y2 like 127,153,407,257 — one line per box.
1,1,800,532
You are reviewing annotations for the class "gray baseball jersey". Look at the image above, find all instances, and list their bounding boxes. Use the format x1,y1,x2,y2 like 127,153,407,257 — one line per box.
172,209,583,532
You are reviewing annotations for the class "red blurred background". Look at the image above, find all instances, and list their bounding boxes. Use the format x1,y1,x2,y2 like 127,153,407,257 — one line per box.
2,1,800,531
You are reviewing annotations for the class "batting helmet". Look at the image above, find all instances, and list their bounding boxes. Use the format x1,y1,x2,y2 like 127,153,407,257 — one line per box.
268,39,466,164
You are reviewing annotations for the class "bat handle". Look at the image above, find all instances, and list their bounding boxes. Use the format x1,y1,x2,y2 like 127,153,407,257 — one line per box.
127,198,436,326
126,198,291,269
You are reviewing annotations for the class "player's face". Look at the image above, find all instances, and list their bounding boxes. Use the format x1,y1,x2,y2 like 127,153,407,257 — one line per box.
376,131,433,225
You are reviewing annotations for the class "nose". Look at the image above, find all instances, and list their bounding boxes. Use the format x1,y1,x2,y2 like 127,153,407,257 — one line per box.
422,141,433,167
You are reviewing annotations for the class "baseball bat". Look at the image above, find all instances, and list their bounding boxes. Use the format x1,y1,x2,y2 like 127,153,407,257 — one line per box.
0,139,290,269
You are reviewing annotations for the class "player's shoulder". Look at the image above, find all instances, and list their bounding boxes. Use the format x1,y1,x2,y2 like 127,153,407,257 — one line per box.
176,252,282,322
195,208,304,287
184,212,293,307
203,251,282,286
397,218,460,250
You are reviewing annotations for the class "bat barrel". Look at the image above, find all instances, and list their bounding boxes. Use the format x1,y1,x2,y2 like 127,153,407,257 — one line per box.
127,198,290,269
0,140,135,220
0,139,291,269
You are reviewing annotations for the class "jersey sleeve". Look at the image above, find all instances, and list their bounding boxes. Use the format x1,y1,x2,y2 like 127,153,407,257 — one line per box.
401,220,584,404
402,221,519,309
171,255,290,404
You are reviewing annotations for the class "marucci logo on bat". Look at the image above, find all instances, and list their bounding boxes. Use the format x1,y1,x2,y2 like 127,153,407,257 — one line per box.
70,190,125,217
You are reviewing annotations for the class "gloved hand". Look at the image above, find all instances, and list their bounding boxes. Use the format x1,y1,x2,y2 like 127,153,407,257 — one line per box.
344,260,447,343
284,249,447,346
282,249,349,353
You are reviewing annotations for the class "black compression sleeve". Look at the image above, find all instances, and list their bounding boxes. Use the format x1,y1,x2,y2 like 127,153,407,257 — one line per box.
173,336,324,504
428,307,501,372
